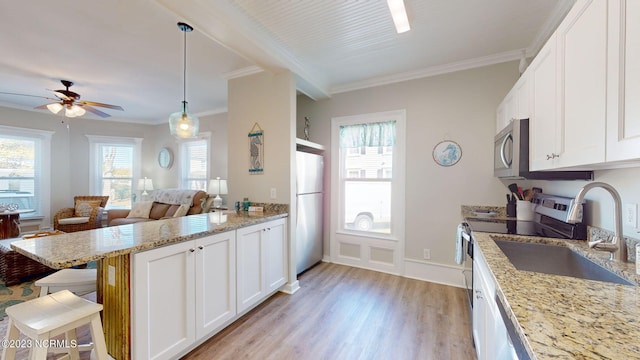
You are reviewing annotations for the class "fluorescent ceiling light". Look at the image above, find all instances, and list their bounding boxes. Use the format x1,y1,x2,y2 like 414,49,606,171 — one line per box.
387,0,410,34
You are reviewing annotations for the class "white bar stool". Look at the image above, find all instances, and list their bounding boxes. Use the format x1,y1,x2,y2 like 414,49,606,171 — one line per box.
35,268,97,297
2,289,108,360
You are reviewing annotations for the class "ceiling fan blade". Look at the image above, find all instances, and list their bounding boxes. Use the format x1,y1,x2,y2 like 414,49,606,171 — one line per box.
34,103,55,110
0,91,58,101
79,100,123,111
82,105,111,118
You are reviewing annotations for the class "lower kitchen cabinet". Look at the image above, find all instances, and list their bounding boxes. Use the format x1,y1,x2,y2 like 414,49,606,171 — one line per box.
236,218,287,313
473,243,511,360
131,231,236,360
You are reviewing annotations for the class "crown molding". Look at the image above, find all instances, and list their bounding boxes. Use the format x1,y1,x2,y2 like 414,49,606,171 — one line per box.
222,66,264,80
331,49,524,94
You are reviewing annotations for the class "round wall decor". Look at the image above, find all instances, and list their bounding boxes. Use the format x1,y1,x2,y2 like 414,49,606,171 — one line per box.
158,147,174,169
432,140,462,167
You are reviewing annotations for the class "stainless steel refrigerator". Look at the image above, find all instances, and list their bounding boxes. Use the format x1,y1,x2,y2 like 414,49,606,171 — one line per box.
296,151,324,274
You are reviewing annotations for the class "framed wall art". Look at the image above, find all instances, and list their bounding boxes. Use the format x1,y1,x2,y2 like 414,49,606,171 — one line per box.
248,123,264,174
432,140,462,167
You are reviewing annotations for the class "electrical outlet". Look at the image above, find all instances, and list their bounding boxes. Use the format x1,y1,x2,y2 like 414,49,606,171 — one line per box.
624,203,638,227
270,188,277,199
423,249,431,260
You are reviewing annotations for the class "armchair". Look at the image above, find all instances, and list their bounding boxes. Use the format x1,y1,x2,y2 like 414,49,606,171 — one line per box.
53,196,109,233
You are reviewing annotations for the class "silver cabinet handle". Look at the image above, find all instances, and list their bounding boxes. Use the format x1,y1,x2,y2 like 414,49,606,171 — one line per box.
188,248,195,253
546,153,560,160
198,246,204,250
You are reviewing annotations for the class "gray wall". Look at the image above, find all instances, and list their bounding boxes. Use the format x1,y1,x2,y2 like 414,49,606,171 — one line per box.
297,61,520,266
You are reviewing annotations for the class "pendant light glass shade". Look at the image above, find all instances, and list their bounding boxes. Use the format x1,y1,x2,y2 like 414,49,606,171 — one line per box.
169,101,199,138
169,22,199,139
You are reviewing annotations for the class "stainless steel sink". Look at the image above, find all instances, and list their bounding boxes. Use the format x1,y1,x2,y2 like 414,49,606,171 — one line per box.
494,240,634,286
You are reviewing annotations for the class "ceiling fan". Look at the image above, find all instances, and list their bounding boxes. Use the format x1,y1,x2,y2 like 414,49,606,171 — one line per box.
0,80,124,118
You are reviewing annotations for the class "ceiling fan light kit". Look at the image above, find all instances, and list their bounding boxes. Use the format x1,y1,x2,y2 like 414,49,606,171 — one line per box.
169,22,199,139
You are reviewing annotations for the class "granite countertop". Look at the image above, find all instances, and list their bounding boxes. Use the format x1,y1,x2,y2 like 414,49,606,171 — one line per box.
472,231,640,359
11,209,288,269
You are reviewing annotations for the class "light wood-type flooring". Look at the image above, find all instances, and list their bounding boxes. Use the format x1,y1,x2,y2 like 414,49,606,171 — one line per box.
0,262,476,360
183,262,476,360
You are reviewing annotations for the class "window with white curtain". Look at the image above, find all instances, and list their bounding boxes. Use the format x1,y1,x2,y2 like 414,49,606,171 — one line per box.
0,125,53,220
180,137,209,191
87,135,142,209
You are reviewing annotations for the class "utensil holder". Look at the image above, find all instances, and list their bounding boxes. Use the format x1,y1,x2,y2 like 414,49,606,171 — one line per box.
516,200,535,221
506,203,516,217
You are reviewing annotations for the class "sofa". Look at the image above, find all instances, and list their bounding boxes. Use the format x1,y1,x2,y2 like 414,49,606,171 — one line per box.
107,189,209,227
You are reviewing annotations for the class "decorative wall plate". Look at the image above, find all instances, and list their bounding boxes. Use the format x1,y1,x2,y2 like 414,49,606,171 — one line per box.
158,147,173,169
432,140,462,167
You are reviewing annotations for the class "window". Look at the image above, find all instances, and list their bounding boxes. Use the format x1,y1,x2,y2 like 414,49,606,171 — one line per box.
87,135,142,209
0,125,53,220
180,135,209,191
330,110,406,272
339,120,396,234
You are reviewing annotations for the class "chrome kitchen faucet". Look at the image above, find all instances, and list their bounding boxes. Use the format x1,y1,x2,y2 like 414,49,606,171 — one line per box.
567,182,627,262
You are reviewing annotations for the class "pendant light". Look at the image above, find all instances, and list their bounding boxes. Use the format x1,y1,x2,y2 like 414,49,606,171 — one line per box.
169,22,199,139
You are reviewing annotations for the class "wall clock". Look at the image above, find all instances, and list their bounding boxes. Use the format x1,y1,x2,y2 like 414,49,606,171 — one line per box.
158,147,174,169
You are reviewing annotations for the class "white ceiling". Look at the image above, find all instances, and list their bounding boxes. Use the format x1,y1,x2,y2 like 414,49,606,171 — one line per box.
0,0,575,125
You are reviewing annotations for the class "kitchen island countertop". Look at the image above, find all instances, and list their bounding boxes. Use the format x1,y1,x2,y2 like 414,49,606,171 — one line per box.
472,231,640,359
11,210,288,269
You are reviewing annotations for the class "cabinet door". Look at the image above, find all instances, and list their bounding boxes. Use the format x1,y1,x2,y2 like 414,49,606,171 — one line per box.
132,241,196,360
515,72,531,120
236,222,265,313
264,218,287,293
529,33,559,171
556,0,607,167
195,232,236,338
607,0,640,161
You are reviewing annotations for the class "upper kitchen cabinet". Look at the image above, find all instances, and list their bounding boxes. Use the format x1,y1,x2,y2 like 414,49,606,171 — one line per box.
529,32,559,171
530,0,611,171
606,0,640,162
496,72,530,134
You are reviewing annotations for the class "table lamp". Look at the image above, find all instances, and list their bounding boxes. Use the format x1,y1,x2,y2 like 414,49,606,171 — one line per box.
209,177,228,208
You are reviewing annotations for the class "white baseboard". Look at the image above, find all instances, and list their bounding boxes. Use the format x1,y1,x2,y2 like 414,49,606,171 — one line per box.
322,256,468,289
281,280,300,294
403,259,467,288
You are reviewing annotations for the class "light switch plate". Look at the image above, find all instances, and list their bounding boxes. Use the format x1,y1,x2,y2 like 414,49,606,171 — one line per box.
624,203,638,227
270,188,277,199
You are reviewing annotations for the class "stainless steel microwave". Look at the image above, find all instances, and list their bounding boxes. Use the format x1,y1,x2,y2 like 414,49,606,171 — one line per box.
494,119,593,180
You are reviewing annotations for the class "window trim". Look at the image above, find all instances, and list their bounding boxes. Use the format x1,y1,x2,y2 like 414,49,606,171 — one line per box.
86,135,143,208
331,110,406,241
0,125,54,223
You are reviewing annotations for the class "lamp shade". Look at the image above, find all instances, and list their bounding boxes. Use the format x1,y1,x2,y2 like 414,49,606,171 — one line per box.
46,103,64,114
137,177,154,196
169,101,199,139
208,177,228,195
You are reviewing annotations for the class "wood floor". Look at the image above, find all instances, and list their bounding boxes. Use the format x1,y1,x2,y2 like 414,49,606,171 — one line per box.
0,262,476,360
183,262,476,360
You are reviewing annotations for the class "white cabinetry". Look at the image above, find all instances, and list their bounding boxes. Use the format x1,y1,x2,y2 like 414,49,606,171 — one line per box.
529,33,559,170
528,0,640,170
236,218,287,313
607,0,640,162
496,72,530,134
555,0,608,168
472,243,511,360
132,231,236,360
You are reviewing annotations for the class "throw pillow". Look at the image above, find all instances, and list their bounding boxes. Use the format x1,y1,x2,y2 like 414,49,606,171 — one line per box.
127,201,154,219
74,200,102,217
173,204,190,218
